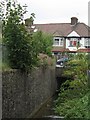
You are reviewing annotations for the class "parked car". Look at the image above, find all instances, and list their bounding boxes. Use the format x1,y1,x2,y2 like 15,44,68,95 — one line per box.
56,57,68,68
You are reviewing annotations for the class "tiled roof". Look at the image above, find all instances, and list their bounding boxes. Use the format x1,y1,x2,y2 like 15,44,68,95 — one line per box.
34,23,90,37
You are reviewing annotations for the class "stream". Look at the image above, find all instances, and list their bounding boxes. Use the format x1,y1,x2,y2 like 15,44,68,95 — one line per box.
32,76,66,119
33,94,58,118
33,92,64,119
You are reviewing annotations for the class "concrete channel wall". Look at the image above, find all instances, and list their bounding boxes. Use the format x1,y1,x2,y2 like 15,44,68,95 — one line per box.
2,66,57,118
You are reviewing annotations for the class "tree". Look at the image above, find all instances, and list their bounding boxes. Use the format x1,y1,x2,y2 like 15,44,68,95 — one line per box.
2,0,37,71
32,31,53,56
1,0,53,71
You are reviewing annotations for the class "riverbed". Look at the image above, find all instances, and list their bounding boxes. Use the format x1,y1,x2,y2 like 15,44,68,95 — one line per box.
33,94,58,118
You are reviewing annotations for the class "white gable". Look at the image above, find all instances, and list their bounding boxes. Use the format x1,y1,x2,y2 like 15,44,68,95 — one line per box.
67,31,80,37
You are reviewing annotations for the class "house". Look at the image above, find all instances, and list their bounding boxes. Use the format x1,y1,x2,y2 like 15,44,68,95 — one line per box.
25,17,90,57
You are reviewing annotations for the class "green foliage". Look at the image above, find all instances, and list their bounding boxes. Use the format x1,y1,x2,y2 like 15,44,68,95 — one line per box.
54,53,89,118
55,92,89,118
32,31,53,56
2,0,38,71
63,53,88,80
1,0,53,71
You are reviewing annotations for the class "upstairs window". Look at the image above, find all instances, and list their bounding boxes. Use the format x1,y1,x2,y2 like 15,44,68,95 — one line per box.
60,39,63,46
53,37,64,46
53,39,59,46
68,38,80,47
84,38,90,48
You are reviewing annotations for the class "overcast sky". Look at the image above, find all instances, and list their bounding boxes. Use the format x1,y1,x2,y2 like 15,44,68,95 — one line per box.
17,0,89,25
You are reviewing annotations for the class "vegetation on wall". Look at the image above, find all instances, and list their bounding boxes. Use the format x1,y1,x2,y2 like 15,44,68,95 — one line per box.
54,53,90,118
1,0,53,71
1,0,34,71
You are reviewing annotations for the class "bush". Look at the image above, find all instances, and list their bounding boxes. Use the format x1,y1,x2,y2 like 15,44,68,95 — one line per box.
54,53,89,118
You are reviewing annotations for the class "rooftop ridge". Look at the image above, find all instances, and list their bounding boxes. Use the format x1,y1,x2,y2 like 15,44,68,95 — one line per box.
34,22,89,25
34,23,71,25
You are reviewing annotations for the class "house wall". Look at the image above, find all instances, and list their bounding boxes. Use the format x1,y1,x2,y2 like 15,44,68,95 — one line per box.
66,38,86,51
52,37,65,53
53,37,87,53
66,31,87,51
52,31,89,53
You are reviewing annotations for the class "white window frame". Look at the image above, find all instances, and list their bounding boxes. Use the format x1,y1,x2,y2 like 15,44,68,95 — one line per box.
53,38,59,46
53,37,64,46
60,38,64,46
68,38,80,47
84,38,90,47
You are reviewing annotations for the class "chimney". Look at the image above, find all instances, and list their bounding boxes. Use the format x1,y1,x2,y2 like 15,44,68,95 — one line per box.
71,17,78,25
25,18,33,26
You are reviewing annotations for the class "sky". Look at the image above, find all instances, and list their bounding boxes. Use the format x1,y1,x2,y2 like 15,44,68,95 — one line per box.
17,0,89,25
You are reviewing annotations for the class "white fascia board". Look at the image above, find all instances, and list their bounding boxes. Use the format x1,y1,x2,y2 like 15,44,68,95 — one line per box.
67,31,80,37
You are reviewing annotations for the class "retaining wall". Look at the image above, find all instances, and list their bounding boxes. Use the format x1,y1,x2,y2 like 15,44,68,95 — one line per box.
2,66,57,118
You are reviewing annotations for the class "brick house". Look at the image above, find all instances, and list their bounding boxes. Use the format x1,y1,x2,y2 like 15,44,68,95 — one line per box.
25,17,90,56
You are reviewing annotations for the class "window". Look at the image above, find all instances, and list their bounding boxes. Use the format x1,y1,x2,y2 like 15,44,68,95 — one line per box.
53,39,59,46
68,38,80,47
60,39,63,46
84,38,90,47
53,37,64,46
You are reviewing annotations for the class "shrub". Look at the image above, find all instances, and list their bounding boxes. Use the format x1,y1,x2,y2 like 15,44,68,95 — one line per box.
54,53,89,118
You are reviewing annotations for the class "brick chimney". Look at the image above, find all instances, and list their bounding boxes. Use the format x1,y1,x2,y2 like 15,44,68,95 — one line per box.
71,17,78,25
25,18,33,26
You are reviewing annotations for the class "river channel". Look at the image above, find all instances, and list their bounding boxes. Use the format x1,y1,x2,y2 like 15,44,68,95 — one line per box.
32,76,66,119
33,93,58,118
32,93,64,119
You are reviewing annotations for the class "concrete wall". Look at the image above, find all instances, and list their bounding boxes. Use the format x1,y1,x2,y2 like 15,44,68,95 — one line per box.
2,66,56,118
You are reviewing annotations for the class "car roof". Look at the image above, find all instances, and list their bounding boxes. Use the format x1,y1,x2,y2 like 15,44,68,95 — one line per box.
57,58,65,62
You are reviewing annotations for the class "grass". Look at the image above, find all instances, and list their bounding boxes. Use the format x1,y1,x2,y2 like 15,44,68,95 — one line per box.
0,61,11,71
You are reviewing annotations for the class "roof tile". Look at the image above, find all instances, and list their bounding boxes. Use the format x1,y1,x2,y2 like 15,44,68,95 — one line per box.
34,23,90,37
